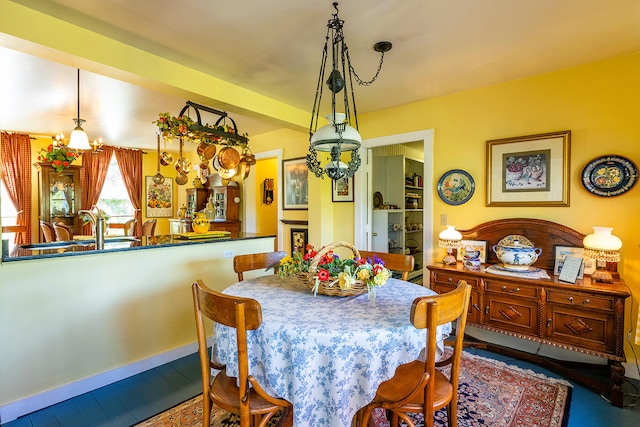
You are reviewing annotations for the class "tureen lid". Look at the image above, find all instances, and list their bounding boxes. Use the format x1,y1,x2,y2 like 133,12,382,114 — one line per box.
497,234,534,248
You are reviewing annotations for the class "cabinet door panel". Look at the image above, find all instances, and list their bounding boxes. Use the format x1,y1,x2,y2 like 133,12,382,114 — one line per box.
485,296,538,335
547,305,612,353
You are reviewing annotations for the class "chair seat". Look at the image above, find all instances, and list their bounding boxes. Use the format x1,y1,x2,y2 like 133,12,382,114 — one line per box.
373,361,454,411
211,368,288,415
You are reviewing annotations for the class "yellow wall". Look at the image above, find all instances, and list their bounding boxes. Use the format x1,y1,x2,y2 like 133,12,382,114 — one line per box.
357,52,640,366
254,157,278,235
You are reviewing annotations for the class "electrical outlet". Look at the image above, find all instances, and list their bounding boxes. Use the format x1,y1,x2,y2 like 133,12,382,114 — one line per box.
440,214,448,226
223,250,234,258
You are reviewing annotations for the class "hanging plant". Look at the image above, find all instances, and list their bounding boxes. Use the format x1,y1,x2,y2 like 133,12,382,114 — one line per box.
38,144,80,173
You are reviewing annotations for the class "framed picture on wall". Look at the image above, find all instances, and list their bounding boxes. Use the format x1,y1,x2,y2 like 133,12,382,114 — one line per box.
145,176,174,218
291,228,308,255
332,176,354,202
486,130,570,207
283,158,309,210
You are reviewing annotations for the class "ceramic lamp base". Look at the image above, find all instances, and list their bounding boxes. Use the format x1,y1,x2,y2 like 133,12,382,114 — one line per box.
591,269,614,283
442,254,457,265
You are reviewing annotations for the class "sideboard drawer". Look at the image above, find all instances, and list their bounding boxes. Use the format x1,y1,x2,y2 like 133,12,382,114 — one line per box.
432,271,480,288
484,294,539,336
547,290,614,312
546,304,612,354
484,279,539,299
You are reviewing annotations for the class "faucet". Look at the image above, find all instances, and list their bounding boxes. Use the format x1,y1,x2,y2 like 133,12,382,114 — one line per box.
79,207,106,250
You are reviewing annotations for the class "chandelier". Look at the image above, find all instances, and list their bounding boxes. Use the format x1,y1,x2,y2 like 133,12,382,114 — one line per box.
155,101,255,185
306,2,391,180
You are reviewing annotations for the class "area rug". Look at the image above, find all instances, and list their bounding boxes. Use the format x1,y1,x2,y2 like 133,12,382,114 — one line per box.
134,352,571,427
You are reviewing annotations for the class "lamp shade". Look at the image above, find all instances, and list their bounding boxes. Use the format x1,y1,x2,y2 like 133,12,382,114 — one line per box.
438,225,462,248
583,226,622,262
68,124,90,150
310,113,362,152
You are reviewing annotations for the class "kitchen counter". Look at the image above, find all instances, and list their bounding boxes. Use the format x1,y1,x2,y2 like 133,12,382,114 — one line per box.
2,232,273,262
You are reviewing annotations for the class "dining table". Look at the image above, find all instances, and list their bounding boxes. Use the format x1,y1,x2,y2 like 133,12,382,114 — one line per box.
213,274,451,427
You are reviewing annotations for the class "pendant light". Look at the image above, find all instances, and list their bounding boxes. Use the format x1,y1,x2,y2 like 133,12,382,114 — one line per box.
306,2,392,181
68,69,91,150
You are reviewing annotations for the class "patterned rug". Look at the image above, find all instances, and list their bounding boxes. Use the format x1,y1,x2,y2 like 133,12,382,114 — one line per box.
134,352,571,427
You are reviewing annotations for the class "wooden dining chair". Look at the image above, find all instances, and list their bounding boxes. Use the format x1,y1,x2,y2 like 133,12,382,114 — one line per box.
123,219,137,236
357,280,471,427
191,279,293,427
233,251,287,281
358,251,415,281
40,221,55,242
142,219,156,236
53,222,73,241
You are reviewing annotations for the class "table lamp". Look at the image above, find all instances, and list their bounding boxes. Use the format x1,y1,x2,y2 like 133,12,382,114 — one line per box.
438,225,462,265
583,226,622,283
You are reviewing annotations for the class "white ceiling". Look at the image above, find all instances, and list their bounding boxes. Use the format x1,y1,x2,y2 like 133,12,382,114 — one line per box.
2,0,640,150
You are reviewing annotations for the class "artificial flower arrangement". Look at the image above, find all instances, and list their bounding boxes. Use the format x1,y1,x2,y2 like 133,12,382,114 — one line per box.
277,242,390,300
38,144,80,173
153,112,249,146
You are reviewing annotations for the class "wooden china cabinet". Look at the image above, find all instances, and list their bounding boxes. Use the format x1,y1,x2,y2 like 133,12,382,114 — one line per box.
427,218,632,408
35,163,83,239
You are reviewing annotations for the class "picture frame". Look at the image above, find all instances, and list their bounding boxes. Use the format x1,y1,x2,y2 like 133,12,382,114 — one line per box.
145,176,173,218
290,228,308,255
332,176,354,202
456,240,488,263
486,130,570,207
283,158,309,210
553,245,597,279
437,169,475,205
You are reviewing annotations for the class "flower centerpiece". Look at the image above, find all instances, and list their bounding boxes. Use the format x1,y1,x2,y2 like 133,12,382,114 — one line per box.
277,242,390,301
38,144,80,173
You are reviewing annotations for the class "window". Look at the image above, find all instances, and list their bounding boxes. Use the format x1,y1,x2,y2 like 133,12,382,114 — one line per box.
97,154,134,228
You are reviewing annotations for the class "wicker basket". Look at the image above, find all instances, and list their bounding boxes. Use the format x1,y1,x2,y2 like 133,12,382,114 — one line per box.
297,241,369,297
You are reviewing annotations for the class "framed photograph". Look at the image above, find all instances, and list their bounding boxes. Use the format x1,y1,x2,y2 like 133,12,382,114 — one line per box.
553,245,596,279
437,169,475,205
283,158,309,210
332,176,354,202
290,228,308,255
456,240,488,263
486,130,570,206
145,176,173,218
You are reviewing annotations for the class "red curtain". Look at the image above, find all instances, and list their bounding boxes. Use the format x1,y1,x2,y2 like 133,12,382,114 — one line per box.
80,146,114,235
0,132,32,244
114,148,143,236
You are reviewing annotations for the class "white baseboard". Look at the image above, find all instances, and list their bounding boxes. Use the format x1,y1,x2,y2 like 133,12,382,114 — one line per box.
0,338,210,423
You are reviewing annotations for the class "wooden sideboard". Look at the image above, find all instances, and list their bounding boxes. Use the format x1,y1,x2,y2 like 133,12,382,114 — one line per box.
427,218,632,407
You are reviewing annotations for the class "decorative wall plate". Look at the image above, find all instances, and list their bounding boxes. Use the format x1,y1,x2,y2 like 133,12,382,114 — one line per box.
497,234,534,247
581,155,638,197
437,169,475,205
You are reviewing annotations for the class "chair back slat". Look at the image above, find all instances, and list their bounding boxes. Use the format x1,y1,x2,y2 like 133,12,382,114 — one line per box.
358,250,415,281
233,251,287,281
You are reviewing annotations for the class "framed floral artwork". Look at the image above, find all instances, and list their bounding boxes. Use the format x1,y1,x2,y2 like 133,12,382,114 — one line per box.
486,130,570,206
290,228,308,255
332,176,354,202
145,176,174,218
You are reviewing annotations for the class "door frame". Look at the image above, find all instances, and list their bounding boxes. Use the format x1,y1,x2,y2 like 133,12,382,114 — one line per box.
354,129,435,266
242,148,284,250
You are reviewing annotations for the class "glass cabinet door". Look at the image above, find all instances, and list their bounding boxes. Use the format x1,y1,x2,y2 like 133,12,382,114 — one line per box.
36,163,82,238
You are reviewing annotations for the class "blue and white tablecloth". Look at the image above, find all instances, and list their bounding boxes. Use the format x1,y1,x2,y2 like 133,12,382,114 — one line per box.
214,275,450,427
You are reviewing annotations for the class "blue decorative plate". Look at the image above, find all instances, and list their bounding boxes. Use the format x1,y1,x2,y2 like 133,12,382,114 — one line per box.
581,155,638,197
437,169,475,205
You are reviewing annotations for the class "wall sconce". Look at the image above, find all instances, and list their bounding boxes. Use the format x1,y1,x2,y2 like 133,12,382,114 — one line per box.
438,225,462,265
583,226,622,283
263,178,274,205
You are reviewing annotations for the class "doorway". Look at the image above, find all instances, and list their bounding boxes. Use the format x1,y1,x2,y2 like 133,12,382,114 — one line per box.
354,129,435,267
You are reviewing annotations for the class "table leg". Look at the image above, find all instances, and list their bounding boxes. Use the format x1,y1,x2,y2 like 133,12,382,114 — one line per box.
609,360,625,408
